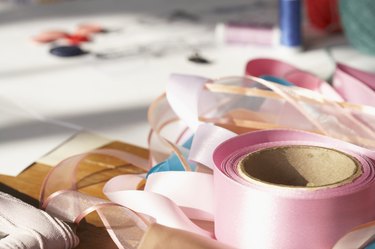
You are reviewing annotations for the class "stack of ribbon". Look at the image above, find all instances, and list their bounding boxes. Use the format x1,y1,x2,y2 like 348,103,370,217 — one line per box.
5,58,375,249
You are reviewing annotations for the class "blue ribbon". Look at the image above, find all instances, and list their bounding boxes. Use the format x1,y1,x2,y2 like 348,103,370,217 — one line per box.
147,136,195,177
260,75,294,86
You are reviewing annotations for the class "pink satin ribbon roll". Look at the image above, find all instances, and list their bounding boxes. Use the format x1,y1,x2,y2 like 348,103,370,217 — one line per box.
207,127,375,249
103,125,375,249
40,125,375,249
38,60,375,249
99,69,375,248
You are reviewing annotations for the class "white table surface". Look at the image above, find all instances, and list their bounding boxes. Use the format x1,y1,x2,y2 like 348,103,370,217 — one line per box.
1,0,375,149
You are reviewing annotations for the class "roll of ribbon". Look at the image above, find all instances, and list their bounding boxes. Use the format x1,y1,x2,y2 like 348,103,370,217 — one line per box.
39,63,375,249
40,126,375,249
205,127,375,249
104,125,375,249
42,69,375,249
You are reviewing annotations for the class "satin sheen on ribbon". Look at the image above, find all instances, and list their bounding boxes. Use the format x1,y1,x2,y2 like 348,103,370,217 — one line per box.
333,63,375,106
208,126,375,249
103,69,375,248
103,125,375,249
39,127,375,249
39,59,375,249
246,58,343,101
189,124,375,249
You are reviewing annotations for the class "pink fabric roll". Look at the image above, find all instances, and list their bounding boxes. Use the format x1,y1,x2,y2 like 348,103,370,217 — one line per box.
210,128,375,249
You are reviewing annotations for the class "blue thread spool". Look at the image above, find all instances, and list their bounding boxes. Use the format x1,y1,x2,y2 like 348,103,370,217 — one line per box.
279,0,302,51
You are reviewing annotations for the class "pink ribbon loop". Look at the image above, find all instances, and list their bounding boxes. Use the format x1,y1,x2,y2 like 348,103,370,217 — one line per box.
246,58,343,101
333,63,375,106
37,59,375,249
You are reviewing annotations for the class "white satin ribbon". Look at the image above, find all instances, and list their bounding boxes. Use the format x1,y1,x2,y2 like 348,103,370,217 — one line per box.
0,191,78,249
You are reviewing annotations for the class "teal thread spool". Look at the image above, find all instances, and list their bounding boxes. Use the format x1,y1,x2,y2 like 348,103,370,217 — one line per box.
340,0,375,55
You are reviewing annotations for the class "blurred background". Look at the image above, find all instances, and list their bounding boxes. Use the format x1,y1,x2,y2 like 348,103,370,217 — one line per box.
1,0,375,175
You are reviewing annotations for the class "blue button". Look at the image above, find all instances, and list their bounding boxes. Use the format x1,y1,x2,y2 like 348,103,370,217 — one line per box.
49,46,87,57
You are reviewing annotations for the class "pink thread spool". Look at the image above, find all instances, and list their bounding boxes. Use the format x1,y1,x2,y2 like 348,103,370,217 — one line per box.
215,22,278,46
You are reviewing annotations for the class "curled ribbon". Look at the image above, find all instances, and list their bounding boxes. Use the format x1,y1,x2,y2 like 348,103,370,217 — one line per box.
333,63,375,106
246,58,343,101
38,59,375,249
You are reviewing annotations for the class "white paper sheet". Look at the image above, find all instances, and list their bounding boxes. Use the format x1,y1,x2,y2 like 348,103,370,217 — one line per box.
0,97,78,176
37,131,112,166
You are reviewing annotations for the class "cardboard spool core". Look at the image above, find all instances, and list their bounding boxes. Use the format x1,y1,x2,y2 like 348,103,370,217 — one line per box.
238,145,361,188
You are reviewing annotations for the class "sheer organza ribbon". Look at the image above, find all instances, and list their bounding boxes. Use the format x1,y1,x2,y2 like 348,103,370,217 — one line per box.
39,59,375,248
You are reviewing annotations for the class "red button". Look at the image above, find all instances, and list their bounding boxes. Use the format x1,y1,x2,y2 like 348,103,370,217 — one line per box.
65,34,91,45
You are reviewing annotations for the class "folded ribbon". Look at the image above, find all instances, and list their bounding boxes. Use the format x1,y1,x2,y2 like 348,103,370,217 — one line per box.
38,59,375,249
246,58,343,101
333,63,375,106
0,191,79,249
40,149,229,249
104,125,375,249
166,73,375,149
